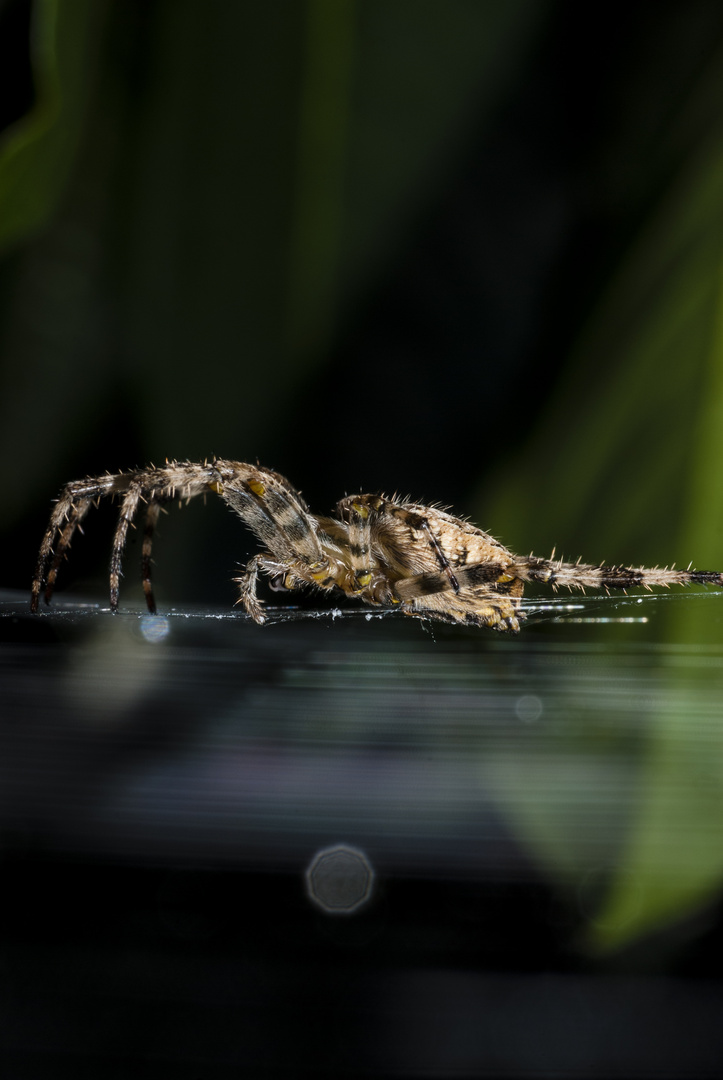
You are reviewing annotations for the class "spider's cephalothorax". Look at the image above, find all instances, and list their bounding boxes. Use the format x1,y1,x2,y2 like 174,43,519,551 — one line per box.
30,459,723,632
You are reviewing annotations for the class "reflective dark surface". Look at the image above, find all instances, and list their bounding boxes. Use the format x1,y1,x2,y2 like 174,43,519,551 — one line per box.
3,589,723,1076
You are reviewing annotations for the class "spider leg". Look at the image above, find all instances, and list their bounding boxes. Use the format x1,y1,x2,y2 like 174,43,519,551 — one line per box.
417,516,460,593
336,497,377,591
509,557,723,591
32,496,94,611
111,468,206,610
233,553,288,623
213,462,323,561
338,494,466,600
213,462,346,596
31,472,127,611
140,498,165,615
109,482,144,611
393,562,525,632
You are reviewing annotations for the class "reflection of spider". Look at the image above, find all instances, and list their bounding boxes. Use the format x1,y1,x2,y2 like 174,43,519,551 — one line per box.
31,459,723,632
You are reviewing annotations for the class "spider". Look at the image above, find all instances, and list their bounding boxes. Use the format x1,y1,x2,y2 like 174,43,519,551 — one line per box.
30,459,723,632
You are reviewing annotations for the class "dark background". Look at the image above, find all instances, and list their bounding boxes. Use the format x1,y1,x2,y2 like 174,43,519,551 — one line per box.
5,1,723,1076
4,0,723,604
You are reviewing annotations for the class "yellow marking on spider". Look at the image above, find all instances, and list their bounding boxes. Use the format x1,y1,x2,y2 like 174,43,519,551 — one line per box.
33,459,723,631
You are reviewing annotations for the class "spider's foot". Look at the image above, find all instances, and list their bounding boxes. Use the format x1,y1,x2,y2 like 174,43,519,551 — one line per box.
233,580,267,624
466,600,525,634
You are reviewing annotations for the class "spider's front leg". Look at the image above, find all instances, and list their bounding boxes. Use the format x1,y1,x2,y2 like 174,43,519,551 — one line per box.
212,462,355,614
233,554,290,624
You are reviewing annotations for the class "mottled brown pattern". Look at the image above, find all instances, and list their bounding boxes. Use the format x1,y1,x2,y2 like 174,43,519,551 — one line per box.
31,460,723,633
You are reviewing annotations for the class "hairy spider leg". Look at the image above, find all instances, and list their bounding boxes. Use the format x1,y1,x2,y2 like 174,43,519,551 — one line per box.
212,461,346,616
31,472,124,612
107,464,219,611
393,562,525,632
32,463,221,613
233,553,290,623
393,561,509,598
393,506,461,595
508,557,723,591
110,481,144,610
214,462,322,562
140,498,164,614
335,495,522,629
338,494,468,604
336,496,379,592
339,494,527,631
33,496,94,611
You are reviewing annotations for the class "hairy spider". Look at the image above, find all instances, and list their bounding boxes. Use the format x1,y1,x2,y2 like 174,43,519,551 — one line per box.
30,459,723,632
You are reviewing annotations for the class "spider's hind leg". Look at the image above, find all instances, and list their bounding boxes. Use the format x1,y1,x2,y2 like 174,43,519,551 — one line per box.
394,562,525,632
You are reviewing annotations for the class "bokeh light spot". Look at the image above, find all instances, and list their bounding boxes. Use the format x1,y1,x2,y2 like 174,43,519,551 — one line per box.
305,844,375,916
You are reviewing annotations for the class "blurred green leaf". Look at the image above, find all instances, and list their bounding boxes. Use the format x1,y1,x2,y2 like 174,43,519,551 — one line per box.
0,0,98,253
481,36,723,951
586,658,723,952
481,44,723,568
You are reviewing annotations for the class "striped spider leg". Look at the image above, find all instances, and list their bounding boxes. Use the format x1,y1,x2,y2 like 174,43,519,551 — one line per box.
337,493,723,631
31,460,354,621
31,460,723,631
337,495,526,631
31,461,215,615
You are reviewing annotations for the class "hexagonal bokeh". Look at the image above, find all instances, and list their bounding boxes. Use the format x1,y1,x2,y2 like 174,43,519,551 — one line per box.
305,845,375,916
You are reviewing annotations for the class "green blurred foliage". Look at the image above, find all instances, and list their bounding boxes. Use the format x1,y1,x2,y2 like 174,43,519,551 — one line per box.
472,15,723,948
0,0,99,251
